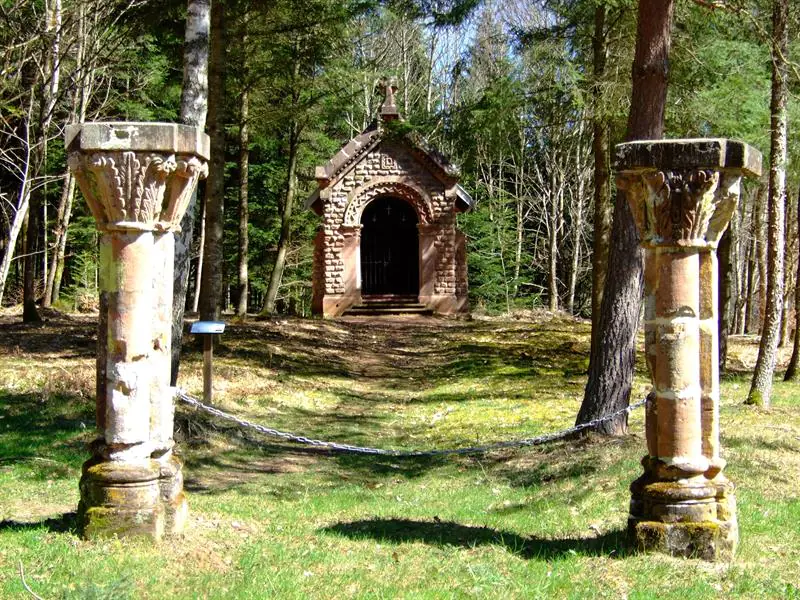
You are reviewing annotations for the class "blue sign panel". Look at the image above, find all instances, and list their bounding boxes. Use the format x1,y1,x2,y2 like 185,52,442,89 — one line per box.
190,321,226,334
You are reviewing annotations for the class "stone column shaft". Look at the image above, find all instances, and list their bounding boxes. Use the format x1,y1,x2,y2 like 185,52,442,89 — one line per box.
103,230,156,457
650,249,706,473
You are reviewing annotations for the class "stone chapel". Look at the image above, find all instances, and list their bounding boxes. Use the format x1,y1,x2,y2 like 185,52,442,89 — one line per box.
307,81,473,317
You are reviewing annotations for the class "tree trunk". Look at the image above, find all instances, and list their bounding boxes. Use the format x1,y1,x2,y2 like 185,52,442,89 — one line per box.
261,48,302,317
43,171,75,307
261,118,300,316
192,195,206,314
756,182,768,329
236,12,249,318
747,0,788,407
171,0,210,384
23,187,41,323
576,0,674,434
590,4,613,360
199,0,225,322
548,183,559,312
780,186,796,348
744,230,757,333
718,227,733,373
568,123,587,315
785,183,800,380
0,174,31,306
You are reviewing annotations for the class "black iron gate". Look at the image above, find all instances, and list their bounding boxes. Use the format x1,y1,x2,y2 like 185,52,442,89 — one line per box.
360,197,419,296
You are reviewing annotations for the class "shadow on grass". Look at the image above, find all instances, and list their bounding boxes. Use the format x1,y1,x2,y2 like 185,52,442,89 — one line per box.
323,518,629,559
0,312,96,358
0,511,79,534
0,392,91,476
182,437,448,494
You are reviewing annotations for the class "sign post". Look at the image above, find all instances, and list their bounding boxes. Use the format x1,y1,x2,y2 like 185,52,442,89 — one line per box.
190,321,226,403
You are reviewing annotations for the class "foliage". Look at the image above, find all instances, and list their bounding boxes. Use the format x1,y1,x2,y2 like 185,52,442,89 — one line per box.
0,0,798,316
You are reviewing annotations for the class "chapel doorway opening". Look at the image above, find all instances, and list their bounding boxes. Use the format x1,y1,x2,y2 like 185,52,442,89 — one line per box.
360,196,419,297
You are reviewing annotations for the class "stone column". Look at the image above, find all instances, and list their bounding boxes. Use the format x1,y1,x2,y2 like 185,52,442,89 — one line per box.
618,139,761,560
341,224,362,307
67,122,208,540
418,223,438,306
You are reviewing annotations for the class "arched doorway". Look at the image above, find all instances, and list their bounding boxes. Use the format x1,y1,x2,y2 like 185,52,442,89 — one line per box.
360,196,419,296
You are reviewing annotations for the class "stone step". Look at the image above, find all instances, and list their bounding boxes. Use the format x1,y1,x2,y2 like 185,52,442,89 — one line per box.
360,295,419,304
344,304,433,316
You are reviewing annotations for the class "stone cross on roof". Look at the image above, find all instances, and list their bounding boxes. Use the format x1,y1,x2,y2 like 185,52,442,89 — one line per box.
379,77,400,121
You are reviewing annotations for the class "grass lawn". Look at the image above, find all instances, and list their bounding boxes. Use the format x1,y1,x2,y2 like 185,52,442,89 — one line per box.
1,309,799,599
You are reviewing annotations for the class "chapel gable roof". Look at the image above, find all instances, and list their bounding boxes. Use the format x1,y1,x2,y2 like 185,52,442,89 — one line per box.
307,79,473,213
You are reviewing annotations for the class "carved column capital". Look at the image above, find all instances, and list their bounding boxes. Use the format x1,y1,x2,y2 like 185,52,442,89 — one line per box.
616,138,761,250
66,122,210,233
618,167,731,248
68,150,177,231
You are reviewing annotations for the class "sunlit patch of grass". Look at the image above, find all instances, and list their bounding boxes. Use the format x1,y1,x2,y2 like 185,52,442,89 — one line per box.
1,311,800,598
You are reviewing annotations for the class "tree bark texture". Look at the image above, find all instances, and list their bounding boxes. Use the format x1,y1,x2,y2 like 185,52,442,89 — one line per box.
262,117,299,316
718,227,733,374
590,4,612,355
236,12,249,318
747,0,788,407
744,227,757,333
577,0,674,434
22,188,41,322
171,0,210,383
756,182,768,329
192,196,206,314
43,171,75,306
784,183,800,380
199,0,225,322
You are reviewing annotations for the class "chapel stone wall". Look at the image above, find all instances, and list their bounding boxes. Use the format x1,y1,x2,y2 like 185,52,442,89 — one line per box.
318,140,465,316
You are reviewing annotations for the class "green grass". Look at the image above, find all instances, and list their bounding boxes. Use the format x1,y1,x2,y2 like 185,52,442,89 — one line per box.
1,312,799,599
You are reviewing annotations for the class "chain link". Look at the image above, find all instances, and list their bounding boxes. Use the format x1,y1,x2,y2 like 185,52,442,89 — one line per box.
175,389,646,457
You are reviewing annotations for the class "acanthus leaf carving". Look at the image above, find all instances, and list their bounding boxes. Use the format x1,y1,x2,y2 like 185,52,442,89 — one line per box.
622,168,728,247
78,151,176,227
160,156,209,231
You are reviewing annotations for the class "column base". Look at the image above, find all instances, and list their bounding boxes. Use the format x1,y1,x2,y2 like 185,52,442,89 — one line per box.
629,458,738,561
78,458,165,540
157,453,188,535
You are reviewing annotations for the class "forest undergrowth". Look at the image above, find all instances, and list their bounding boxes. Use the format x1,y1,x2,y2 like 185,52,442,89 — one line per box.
0,309,799,599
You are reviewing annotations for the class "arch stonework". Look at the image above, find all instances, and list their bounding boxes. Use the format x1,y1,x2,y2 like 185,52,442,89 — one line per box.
343,177,433,226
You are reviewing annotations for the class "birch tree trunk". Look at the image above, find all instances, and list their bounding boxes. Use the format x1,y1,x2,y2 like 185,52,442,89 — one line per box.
0,90,35,307
747,0,788,407
171,0,210,383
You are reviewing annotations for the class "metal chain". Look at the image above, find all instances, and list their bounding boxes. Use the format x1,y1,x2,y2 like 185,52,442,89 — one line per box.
175,389,646,457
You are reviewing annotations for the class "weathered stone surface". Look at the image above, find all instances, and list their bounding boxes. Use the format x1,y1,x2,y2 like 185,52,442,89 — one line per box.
630,520,736,561
621,139,761,561
616,138,761,178
66,121,210,159
68,122,208,541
